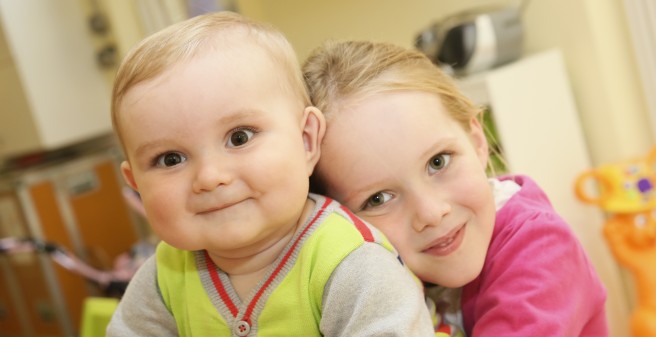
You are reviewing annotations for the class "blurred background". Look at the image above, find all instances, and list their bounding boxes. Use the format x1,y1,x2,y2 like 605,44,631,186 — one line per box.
0,0,653,336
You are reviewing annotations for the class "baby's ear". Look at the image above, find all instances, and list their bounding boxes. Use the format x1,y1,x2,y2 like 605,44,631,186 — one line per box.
468,117,489,168
121,161,139,191
301,106,326,175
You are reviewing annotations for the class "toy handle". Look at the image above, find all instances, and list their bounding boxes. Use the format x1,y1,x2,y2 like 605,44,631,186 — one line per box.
647,146,656,171
574,170,610,206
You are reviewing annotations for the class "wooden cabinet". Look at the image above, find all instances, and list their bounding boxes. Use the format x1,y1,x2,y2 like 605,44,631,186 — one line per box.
0,0,112,160
0,148,141,336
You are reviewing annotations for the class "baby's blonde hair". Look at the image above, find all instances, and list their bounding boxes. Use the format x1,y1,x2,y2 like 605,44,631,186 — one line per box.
302,40,481,130
112,11,309,148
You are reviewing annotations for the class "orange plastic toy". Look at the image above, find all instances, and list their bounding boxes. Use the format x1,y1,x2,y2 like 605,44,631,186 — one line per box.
575,148,656,214
575,147,656,337
603,211,656,337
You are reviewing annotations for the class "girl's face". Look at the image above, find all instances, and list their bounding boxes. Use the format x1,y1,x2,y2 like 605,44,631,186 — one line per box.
315,91,496,287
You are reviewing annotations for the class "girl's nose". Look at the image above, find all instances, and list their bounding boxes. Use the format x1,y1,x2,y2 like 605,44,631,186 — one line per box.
410,190,451,232
192,156,233,193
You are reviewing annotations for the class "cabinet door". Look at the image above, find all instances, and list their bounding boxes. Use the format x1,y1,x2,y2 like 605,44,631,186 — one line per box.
0,0,111,159
24,158,139,333
0,151,141,336
0,191,63,337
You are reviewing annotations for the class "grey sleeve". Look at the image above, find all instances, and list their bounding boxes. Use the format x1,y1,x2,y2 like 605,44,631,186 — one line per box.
319,243,435,337
106,255,178,337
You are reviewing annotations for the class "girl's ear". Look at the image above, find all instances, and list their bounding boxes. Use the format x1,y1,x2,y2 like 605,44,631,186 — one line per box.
468,117,489,168
301,106,326,175
121,161,139,191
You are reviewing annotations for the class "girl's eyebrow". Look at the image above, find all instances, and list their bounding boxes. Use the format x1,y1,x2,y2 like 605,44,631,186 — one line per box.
342,182,378,207
421,136,457,158
342,137,459,205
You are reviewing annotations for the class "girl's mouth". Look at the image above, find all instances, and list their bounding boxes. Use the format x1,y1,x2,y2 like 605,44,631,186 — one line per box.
423,225,465,257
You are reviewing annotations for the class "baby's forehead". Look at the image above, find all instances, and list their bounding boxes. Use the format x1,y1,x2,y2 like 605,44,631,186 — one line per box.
132,38,271,88
121,31,305,112
123,46,303,111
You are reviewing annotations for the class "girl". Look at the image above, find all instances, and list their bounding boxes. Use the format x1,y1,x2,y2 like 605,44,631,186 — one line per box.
303,40,608,337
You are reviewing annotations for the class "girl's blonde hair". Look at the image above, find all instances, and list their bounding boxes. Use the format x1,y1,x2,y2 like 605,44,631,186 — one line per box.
302,40,482,130
303,39,481,311
112,11,309,146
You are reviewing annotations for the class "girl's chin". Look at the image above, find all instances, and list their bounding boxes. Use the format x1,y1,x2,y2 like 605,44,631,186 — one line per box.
420,269,480,288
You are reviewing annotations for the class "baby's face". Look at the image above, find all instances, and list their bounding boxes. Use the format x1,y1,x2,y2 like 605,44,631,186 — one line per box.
118,45,316,260
315,91,496,287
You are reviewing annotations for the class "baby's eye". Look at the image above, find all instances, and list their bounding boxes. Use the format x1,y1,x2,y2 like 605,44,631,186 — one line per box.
156,152,186,167
363,191,393,210
228,128,255,147
428,153,451,174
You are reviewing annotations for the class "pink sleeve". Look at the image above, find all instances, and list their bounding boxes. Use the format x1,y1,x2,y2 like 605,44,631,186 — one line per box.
465,211,607,337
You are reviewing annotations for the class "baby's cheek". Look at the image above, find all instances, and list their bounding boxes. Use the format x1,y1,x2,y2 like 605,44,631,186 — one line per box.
142,196,174,228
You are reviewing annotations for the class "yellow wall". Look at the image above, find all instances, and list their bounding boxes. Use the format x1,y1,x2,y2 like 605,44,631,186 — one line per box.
521,0,652,164
5,0,649,164
10,3,643,335
237,0,653,166
239,0,494,60
235,1,645,336
100,0,653,167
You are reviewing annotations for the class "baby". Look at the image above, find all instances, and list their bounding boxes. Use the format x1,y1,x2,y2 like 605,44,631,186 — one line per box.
106,13,434,336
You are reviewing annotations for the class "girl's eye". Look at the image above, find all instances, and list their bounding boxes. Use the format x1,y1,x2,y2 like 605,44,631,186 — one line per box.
156,152,186,167
228,128,255,147
363,191,393,210
428,153,451,174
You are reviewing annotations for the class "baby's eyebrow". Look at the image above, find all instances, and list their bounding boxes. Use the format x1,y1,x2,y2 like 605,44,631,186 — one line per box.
216,108,261,126
133,109,263,157
134,140,168,158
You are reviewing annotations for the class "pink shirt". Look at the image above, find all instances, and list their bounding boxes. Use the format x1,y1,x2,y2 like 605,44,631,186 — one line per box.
462,175,608,336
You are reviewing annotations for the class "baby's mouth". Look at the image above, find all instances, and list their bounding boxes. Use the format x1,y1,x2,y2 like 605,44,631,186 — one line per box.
198,199,241,215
